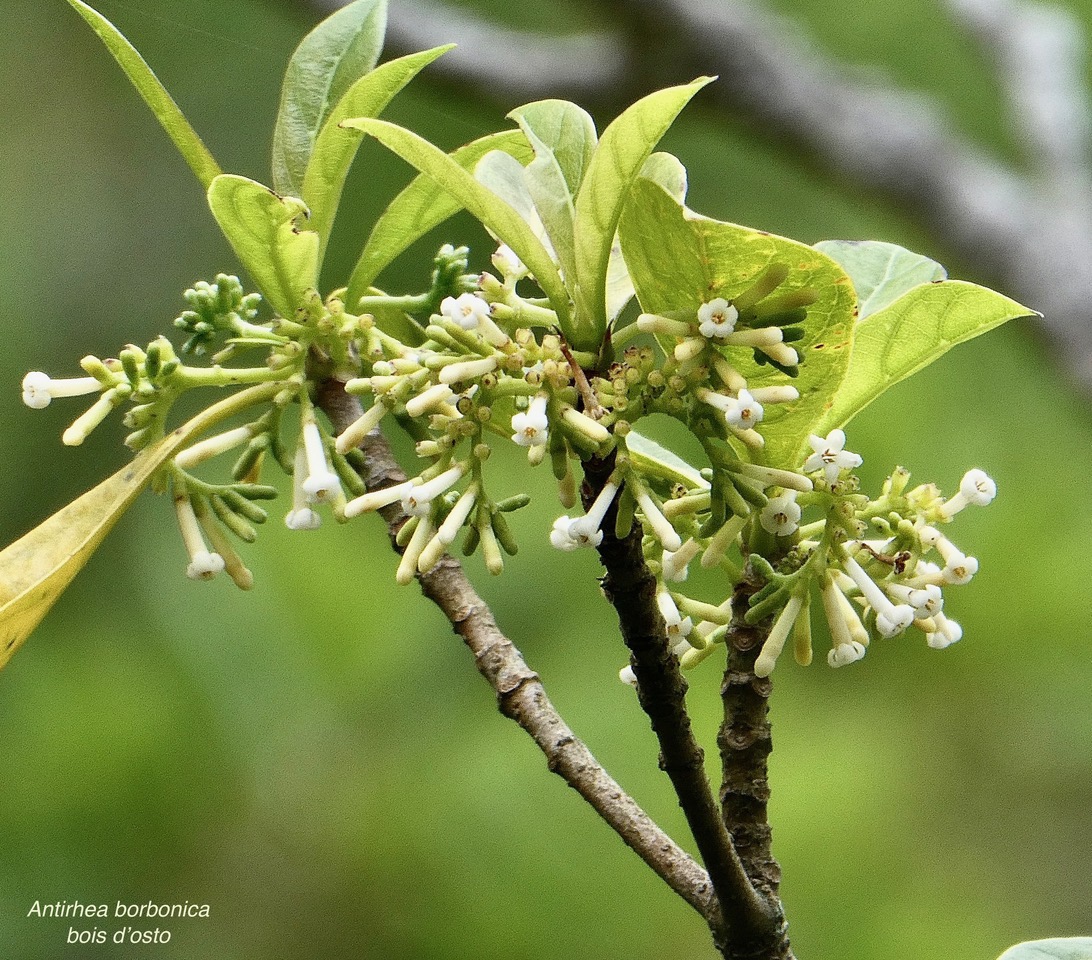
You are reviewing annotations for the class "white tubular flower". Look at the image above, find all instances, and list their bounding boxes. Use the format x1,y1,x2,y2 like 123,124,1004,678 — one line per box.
724,327,784,349
436,485,479,545
925,612,963,649
174,426,253,470
748,385,799,404
662,538,701,582
803,429,863,485
755,593,805,678
550,515,584,551
285,508,322,531
637,313,692,337
760,343,800,366
440,292,490,330
175,495,224,582
396,515,435,585
62,390,121,446
821,573,868,658
734,463,813,493
439,355,498,385
633,487,683,552
918,526,978,584
905,559,944,588
22,371,102,409
344,480,413,519
657,591,695,648
335,399,390,455
405,383,456,418
674,337,708,363
697,387,764,430
619,664,638,687
511,395,549,447
401,463,466,518
697,298,739,338
561,406,611,445
712,355,748,393
726,389,763,430
887,581,944,619
842,554,915,637
300,420,341,504
492,243,526,278
941,469,997,518
286,444,322,529
187,550,226,580
828,640,867,668
760,494,801,537
567,480,621,547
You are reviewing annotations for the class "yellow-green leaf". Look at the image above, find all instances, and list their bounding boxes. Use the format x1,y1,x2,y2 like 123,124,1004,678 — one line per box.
570,78,713,351
346,129,533,307
302,45,453,261
208,174,320,319
346,118,571,334
271,0,387,197
813,280,1036,436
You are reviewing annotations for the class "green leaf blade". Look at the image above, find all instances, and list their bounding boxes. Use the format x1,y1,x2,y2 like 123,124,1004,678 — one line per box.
507,100,597,197
815,239,947,319
814,279,1037,435
620,179,856,467
64,0,221,189
272,0,388,197
345,130,533,307
571,77,713,351
208,175,320,318
345,118,571,332
302,45,452,260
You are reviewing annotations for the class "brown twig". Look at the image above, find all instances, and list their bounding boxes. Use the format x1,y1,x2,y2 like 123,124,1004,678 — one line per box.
719,575,793,960
315,379,725,935
580,453,778,956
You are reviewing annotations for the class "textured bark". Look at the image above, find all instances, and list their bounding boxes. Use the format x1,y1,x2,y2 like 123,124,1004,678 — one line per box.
718,576,793,960
582,454,779,956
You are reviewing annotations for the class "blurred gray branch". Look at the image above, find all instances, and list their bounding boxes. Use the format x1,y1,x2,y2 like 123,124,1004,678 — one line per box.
309,0,1092,389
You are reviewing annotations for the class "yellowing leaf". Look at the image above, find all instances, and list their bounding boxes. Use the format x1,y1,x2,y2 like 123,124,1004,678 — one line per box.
0,383,284,670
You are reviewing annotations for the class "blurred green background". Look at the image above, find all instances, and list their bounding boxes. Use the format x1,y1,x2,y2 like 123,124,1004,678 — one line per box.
1,1,1090,958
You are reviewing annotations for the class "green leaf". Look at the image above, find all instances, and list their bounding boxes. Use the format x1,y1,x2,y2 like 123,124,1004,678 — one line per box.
620,178,856,467
64,0,221,189
815,239,946,319
997,939,1092,960
475,150,542,231
570,77,714,352
208,175,320,319
302,45,453,261
272,0,387,198
507,100,597,196
0,383,283,671
625,429,709,489
346,130,533,308
814,279,1036,436
508,119,579,285
605,152,689,322
345,118,571,333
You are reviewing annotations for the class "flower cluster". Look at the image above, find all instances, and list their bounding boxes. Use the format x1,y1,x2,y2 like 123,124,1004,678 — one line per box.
602,422,996,683
19,241,997,687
